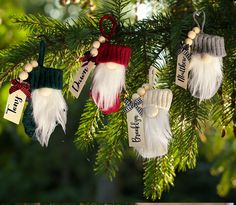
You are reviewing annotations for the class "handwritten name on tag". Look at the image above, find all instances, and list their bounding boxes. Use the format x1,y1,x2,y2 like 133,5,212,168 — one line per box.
4,90,26,124
127,109,145,148
70,61,95,98
175,46,191,89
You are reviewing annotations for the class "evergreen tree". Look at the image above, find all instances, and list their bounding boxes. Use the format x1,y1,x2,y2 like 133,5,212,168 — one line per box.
0,0,235,200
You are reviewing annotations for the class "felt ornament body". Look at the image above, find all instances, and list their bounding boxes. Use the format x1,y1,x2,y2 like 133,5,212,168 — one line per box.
187,11,226,101
23,41,67,147
135,89,173,158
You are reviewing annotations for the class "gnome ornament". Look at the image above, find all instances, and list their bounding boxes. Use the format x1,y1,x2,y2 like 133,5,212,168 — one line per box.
91,15,132,114
125,67,173,158
138,88,173,158
23,40,67,147
187,11,226,101
136,68,173,158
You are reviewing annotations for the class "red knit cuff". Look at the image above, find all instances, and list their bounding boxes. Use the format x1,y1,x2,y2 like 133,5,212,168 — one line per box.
96,43,132,67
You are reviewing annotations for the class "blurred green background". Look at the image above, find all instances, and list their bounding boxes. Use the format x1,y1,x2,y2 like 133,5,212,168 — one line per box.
0,0,236,202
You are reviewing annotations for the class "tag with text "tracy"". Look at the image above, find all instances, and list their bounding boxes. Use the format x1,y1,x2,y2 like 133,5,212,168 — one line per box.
127,108,146,148
70,61,95,98
4,90,26,124
175,45,192,89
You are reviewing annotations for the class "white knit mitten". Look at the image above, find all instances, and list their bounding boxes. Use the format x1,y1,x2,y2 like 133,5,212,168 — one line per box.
136,89,173,158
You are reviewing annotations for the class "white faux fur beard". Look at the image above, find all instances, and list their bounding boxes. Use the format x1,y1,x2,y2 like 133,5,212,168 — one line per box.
91,62,125,110
136,109,172,159
188,54,223,102
31,89,67,147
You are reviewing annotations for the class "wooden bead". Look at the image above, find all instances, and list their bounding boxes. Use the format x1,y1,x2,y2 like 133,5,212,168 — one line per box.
187,31,196,39
98,36,106,43
92,41,100,49
90,48,98,57
142,83,151,91
31,60,38,68
192,27,200,34
132,93,140,100
137,87,146,96
24,63,33,73
19,71,29,81
38,88,52,96
185,38,193,45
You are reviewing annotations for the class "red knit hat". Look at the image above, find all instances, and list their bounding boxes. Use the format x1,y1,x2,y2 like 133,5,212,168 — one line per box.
95,43,132,67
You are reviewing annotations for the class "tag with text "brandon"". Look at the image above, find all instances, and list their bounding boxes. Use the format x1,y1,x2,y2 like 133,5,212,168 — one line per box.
70,61,95,98
127,108,146,148
175,46,191,89
3,90,26,124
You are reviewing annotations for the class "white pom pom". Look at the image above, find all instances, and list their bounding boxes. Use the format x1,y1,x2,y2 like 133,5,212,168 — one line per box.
142,83,151,91
90,48,98,57
132,93,140,100
137,87,146,96
192,27,200,34
98,36,106,43
24,63,33,73
187,31,196,39
92,41,100,49
38,88,53,96
19,71,29,81
31,60,38,68
185,38,193,45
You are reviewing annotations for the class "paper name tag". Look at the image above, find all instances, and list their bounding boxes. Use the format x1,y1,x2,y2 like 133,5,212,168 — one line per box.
4,90,26,124
70,61,95,98
175,47,191,89
127,108,145,148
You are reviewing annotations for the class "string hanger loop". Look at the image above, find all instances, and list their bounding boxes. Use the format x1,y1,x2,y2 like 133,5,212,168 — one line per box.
99,15,117,41
193,10,206,33
37,40,46,67
149,66,157,89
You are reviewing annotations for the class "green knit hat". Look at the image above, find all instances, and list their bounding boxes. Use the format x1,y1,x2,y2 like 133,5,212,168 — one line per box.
29,40,63,91
29,67,63,90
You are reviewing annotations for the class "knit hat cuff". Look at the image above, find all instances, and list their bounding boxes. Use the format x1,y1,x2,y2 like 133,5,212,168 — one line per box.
96,43,132,67
192,33,226,57
29,67,63,90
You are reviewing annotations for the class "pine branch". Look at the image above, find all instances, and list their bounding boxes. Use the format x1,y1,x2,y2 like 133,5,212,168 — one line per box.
94,104,127,180
75,99,104,151
143,155,175,200
12,14,67,33
96,0,131,22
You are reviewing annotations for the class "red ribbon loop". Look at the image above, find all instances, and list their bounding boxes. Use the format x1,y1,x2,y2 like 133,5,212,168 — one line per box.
9,79,31,98
99,15,117,40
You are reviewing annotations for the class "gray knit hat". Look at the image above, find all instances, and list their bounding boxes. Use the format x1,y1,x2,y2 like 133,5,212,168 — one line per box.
192,33,226,57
